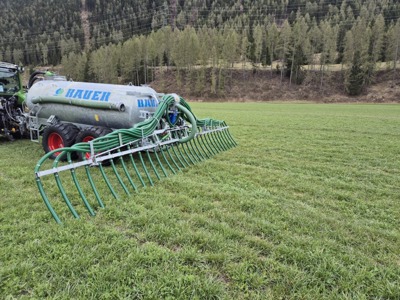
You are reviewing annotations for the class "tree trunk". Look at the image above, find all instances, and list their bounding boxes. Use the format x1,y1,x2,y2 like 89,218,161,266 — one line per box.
289,51,295,85
393,28,399,82
270,51,274,78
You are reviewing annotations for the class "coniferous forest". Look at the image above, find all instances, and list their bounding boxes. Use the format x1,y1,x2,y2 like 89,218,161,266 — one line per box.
1,0,400,96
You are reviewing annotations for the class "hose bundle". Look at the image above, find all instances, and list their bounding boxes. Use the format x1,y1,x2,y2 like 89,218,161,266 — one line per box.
34,94,236,223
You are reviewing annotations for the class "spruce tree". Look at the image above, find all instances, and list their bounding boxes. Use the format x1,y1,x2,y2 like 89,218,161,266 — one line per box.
345,50,365,96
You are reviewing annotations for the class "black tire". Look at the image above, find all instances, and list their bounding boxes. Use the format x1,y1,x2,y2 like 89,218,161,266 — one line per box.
42,123,79,160
75,127,113,162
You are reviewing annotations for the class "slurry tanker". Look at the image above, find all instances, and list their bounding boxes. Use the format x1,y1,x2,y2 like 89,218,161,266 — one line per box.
0,62,236,223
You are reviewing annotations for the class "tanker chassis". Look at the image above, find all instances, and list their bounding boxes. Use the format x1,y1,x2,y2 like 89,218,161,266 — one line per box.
25,73,162,158
0,67,162,157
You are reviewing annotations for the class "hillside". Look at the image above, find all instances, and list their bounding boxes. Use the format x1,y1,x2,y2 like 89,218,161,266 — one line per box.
3,0,400,98
2,0,400,67
150,68,400,102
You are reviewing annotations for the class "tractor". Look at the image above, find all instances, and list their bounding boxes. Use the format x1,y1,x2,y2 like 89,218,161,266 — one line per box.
0,62,27,140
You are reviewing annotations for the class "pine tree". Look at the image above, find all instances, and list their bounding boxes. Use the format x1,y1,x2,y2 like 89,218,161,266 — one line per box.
266,21,279,76
240,31,249,73
287,15,309,85
385,20,400,81
343,17,371,95
4,46,12,62
278,20,291,82
41,44,49,66
346,50,365,96
120,39,136,83
319,21,338,89
12,49,23,65
366,14,385,83
253,24,263,65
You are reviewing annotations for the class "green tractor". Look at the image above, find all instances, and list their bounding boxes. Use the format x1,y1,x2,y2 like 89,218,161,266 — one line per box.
0,62,27,140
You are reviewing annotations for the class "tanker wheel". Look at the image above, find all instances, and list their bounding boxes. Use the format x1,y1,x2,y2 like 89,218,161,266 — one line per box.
42,123,79,160
75,127,113,161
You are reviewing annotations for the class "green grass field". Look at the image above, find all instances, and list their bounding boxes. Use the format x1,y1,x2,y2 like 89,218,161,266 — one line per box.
1,103,399,299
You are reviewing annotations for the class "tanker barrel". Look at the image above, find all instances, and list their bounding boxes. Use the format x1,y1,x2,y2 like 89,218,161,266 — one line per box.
26,79,161,129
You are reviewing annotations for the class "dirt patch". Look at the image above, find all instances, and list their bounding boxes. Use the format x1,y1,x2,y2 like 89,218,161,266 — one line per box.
150,68,400,103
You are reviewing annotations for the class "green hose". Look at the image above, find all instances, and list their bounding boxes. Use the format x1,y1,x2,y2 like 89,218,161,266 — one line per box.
34,94,236,223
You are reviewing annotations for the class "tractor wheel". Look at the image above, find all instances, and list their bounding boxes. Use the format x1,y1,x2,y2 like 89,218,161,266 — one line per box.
42,123,79,160
75,127,113,161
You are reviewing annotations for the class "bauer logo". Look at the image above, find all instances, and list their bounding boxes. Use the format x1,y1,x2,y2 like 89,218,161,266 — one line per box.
54,88,64,96
65,89,111,102
137,98,158,108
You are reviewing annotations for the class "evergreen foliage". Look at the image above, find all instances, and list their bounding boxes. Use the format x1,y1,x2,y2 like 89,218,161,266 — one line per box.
1,0,400,96
345,51,366,95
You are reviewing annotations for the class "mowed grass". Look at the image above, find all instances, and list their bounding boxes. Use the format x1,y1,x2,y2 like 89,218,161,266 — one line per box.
1,103,399,299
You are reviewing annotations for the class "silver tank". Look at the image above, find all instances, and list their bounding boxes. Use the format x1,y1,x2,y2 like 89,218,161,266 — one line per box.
26,78,161,129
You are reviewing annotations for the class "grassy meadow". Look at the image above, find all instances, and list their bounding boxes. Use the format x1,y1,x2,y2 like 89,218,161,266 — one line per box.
0,103,399,299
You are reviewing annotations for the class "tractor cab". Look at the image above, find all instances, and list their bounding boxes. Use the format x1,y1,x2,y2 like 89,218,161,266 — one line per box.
0,62,25,105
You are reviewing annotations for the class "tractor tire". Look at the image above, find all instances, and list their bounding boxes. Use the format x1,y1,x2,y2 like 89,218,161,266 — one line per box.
75,127,113,161
42,123,79,160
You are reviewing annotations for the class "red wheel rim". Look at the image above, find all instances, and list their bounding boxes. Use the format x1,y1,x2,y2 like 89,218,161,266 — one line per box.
48,132,64,156
82,136,94,159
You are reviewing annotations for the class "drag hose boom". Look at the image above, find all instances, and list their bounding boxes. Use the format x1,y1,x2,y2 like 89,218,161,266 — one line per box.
34,94,236,223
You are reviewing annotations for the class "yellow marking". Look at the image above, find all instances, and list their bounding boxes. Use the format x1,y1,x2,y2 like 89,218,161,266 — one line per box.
95,114,99,121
